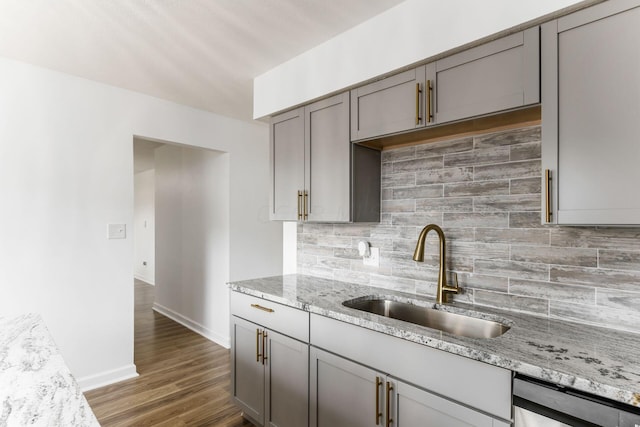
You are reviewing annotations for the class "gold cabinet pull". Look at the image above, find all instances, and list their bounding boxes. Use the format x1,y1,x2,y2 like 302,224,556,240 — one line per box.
297,191,303,220
386,381,393,427
415,83,422,125
256,329,262,363
545,169,552,223
303,191,309,220
375,376,382,425
261,331,268,365
251,303,274,313
426,79,433,123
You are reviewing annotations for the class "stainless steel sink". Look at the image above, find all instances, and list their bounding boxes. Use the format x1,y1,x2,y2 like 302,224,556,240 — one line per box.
342,297,510,339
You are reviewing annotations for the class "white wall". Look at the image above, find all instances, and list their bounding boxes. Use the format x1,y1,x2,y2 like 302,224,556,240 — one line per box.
282,222,297,274
154,145,231,346
253,0,588,118
134,169,155,285
0,56,282,390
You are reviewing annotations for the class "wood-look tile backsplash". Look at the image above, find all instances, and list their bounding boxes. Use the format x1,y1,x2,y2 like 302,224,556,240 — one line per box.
297,125,640,333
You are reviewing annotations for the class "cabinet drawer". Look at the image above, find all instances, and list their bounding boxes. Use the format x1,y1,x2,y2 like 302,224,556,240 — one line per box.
230,292,309,342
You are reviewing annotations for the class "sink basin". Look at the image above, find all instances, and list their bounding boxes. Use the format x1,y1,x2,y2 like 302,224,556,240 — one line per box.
342,297,510,339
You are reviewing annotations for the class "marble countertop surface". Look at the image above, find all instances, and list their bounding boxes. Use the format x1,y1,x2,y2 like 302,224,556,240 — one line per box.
0,313,100,426
229,274,640,408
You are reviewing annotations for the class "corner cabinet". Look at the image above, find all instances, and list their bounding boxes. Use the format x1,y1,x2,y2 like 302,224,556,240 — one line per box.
230,292,309,427
270,92,381,222
541,1,640,225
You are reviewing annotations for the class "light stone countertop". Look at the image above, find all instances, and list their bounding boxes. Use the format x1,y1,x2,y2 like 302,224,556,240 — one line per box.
229,274,640,408
0,313,100,427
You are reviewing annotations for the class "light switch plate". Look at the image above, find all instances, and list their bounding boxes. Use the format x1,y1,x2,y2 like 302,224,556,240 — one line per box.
108,224,126,239
363,247,379,267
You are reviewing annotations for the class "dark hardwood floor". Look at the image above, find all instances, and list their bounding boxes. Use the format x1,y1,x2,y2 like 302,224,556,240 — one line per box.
85,279,252,427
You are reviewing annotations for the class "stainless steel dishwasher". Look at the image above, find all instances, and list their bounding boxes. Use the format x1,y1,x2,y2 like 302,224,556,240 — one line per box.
513,375,640,427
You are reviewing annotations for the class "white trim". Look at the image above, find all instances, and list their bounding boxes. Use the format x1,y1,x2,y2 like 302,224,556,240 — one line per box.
77,364,138,392
134,274,155,286
152,302,230,349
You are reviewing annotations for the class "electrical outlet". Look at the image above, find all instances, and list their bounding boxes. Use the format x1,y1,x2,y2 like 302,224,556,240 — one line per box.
363,247,380,267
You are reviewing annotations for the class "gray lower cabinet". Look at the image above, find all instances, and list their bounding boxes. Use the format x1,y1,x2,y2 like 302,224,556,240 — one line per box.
310,347,382,427
270,91,380,222
310,314,511,426
310,347,508,427
230,292,310,427
541,1,640,225
434,27,539,124
351,66,427,141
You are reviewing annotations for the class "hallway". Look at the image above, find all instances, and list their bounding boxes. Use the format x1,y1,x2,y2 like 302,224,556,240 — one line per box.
85,280,251,426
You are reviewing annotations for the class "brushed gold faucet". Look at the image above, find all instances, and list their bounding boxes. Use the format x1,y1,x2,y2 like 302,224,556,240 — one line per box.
413,224,459,304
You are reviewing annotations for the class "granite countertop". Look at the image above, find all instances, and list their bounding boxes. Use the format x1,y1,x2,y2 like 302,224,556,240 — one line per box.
0,313,100,426
229,274,640,408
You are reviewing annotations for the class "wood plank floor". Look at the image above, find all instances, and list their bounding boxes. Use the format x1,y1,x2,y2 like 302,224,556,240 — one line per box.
85,280,252,427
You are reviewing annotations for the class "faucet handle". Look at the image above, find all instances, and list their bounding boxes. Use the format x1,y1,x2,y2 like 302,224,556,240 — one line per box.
443,272,460,295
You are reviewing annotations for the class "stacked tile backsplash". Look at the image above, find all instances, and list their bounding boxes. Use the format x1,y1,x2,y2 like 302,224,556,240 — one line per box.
297,125,640,333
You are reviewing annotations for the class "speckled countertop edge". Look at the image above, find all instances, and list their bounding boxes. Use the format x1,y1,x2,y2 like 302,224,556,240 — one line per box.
0,313,100,426
229,274,640,408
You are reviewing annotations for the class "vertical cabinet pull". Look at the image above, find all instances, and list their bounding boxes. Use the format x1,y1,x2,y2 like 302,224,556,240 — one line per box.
386,381,393,427
426,79,433,123
297,191,303,220
303,191,309,220
545,169,552,223
261,331,268,365
415,83,422,125
256,329,262,362
375,376,382,425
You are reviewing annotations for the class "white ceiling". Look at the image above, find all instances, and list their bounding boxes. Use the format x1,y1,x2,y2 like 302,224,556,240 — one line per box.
0,0,405,122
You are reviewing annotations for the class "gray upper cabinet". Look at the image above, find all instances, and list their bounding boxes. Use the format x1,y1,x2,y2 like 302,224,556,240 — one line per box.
541,1,640,225
351,66,427,141
305,94,351,222
270,107,304,221
270,91,381,223
434,27,540,124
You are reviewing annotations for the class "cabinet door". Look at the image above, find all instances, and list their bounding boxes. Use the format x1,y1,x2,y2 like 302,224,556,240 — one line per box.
265,330,309,427
435,27,539,124
542,2,640,224
393,379,499,427
351,66,426,141
270,107,304,221
305,92,350,222
310,347,382,427
231,316,264,424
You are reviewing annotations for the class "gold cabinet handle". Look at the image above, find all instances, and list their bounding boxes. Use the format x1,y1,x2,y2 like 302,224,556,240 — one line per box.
256,329,262,363
545,169,552,223
303,191,309,220
426,79,432,123
297,191,303,220
251,303,274,313
415,83,422,125
386,381,393,427
261,331,268,365
375,376,382,425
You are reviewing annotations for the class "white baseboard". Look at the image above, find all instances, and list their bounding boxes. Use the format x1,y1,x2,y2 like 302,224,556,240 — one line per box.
77,364,138,392
152,303,230,349
134,274,155,285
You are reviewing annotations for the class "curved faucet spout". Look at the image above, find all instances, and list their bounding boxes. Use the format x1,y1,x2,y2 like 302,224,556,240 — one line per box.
413,224,459,304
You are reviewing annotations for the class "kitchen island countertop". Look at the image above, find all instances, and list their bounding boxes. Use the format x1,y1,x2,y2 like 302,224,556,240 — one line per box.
0,313,100,426
230,274,640,408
